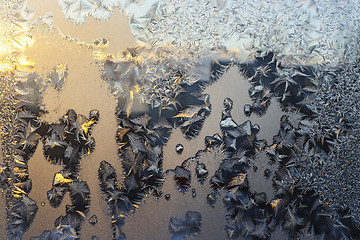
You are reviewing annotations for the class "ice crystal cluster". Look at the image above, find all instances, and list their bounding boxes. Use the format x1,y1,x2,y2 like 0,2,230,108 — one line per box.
296,61,360,221
1,0,360,239
60,0,360,64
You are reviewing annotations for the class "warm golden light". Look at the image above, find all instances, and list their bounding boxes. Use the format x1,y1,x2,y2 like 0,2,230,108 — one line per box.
0,22,15,72
0,14,34,72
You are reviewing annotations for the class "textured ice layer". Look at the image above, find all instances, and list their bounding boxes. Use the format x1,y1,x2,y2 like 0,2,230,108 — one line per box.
58,0,360,64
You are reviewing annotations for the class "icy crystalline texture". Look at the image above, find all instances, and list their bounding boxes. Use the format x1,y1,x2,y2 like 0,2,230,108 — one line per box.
58,0,122,24
126,0,360,64
174,166,191,192
294,62,360,222
57,0,360,74
175,143,184,155
169,211,202,239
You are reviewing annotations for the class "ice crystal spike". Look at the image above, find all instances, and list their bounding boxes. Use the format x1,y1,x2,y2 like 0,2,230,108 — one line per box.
174,166,191,192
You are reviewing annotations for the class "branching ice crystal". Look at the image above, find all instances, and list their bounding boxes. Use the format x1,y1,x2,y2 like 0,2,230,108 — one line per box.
58,0,118,24
57,0,360,79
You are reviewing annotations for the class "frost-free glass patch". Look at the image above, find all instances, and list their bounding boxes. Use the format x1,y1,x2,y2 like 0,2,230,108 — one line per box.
1,0,360,239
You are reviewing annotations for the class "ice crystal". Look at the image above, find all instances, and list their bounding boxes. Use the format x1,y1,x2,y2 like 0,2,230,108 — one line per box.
169,211,202,239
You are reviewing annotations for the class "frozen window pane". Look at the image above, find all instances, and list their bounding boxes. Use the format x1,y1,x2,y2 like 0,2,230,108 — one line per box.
1,0,360,239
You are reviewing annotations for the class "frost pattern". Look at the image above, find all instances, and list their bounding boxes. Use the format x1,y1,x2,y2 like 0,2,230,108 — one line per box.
59,0,360,63
2,0,360,239
58,0,139,24
129,0,360,63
